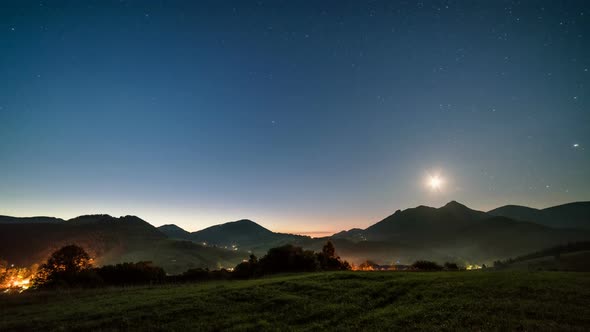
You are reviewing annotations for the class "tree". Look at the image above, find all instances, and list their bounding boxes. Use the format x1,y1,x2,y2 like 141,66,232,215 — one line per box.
95,262,165,286
248,254,258,264
232,255,260,279
258,244,320,274
322,241,336,258
317,241,350,271
33,245,93,288
232,242,350,278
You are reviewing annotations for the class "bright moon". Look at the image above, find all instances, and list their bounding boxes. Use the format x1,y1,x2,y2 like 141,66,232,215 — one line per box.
427,175,444,191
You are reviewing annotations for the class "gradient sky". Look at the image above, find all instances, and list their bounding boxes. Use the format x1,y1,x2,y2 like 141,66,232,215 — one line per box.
1,1,589,235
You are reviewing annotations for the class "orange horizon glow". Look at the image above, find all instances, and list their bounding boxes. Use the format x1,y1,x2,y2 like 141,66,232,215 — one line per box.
276,230,338,238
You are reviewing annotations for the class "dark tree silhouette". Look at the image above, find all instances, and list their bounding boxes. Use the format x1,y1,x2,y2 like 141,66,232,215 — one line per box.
248,254,258,264
33,245,94,288
258,244,319,274
322,241,336,258
95,262,165,285
47,245,92,271
411,260,443,271
317,241,350,271
233,242,351,277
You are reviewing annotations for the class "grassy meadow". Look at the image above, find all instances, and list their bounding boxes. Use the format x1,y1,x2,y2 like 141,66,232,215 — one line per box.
1,271,589,331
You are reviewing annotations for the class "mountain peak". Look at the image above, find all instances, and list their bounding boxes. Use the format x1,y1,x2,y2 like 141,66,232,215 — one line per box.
190,218,277,247
194,219,271,234
233,219,257,224
441,201,469,209
0,215,65,224
159,224,186,231
489,201,590,229
67,214,114,223
158,224,192,240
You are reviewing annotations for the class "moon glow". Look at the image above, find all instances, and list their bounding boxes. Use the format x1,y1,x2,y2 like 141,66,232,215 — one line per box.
427,175,444,191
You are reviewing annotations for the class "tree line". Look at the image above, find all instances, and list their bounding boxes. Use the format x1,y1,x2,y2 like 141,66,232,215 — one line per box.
28,241,350,288
12,241,474,290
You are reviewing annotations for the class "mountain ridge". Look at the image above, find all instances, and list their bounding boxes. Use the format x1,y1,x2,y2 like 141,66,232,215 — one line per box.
0,214,243,274
488,201,590,229
2,200,589,269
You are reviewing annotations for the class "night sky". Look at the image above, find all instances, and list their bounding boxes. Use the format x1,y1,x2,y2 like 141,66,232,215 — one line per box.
1,1,589,235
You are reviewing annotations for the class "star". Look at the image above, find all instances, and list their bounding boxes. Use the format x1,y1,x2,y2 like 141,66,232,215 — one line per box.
573,143,579,148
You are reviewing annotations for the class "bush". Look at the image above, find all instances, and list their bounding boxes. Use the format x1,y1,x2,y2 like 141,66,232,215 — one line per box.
412,260,443,271
95,262,166,286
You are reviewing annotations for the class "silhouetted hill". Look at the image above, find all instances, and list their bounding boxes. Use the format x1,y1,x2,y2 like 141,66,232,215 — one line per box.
191,219,275,245
330,201,590,264
0,215,65,224
3,201,589,271
363,201,488,242
488,202,590,229
331,228,366,241
154,202,590,265
158,224,192,240
0,215,162,266
0,215,244,274
189,219,312,254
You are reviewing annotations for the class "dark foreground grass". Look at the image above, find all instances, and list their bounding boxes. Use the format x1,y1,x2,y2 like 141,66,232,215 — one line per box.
1,271,589,331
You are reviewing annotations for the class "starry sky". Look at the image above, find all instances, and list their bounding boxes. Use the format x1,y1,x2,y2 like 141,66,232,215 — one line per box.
1,1,589,235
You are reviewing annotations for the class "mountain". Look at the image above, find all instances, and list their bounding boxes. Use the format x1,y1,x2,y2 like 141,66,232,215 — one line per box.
488,202,590,229
2,200,589,272
364,201,488,242
158,224,192,240
0,215,65,224
0,214,163,266
154,202,590,265
191,219,275,245
153,201,589,266
329,201,590,265
189,219,313,255
331,228,366,241
0,215,244,274
157,220,317,255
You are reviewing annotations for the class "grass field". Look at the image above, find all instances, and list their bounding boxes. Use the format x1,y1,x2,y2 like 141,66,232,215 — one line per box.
1,271,589,331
